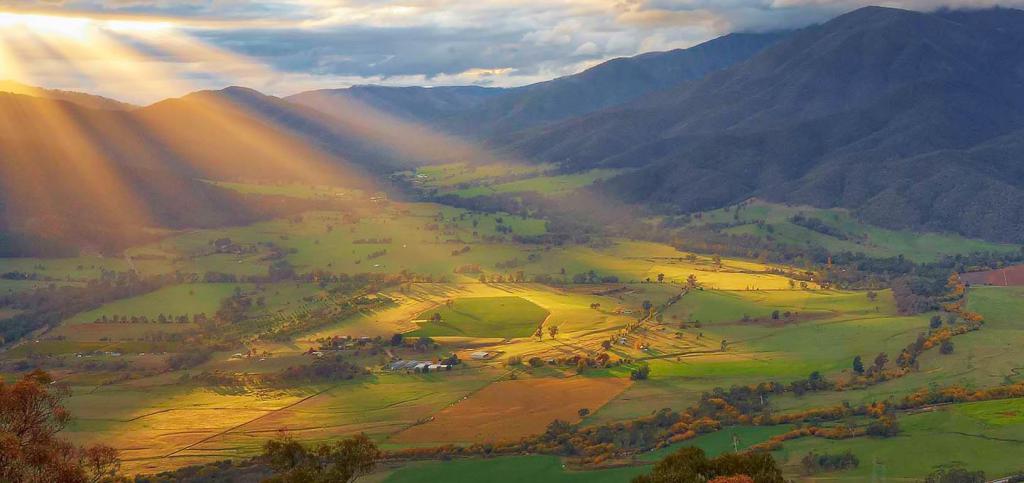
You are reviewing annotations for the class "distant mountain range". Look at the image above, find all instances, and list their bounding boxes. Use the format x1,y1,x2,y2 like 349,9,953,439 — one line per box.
5,6,1024,253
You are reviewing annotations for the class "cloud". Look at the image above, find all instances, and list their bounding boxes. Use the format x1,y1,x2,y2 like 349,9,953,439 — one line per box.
3,0,1024,102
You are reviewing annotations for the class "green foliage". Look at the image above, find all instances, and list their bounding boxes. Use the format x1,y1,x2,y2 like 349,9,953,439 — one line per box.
263,433,379,483
632,447,783,483
924,464,985,483
630,362,650,381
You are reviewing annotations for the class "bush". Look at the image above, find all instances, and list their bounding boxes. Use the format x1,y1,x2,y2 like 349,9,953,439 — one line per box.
800,450,859,474
630,362,650,380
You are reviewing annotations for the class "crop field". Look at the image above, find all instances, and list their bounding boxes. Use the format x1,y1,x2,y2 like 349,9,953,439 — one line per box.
409,296,549,338
961,264,1024,286
392,375,632,444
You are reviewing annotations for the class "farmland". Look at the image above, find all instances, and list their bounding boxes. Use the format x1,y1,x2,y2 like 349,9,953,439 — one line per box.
409,296,548,338
1,177,1023,481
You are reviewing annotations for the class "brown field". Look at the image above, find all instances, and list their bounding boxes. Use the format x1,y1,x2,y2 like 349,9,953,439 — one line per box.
390,376,631,444
962,265,1024,286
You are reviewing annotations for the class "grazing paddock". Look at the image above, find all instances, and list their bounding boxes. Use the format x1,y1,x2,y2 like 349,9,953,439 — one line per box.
409,296,549,338
67,284,243,324
391,376,631,444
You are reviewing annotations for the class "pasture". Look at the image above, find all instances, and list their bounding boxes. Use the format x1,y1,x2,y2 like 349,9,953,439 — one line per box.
409,296,548,338
686,199,1016,262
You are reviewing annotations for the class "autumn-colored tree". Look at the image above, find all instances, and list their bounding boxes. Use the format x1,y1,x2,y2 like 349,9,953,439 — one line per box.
0,370,121,483
548,325,559,339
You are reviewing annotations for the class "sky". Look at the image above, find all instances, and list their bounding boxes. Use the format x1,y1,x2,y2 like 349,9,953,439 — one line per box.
0,0,1022,103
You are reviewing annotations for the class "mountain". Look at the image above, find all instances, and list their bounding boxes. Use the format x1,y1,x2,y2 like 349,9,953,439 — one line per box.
508,7,1024,243
287,85,505,124
0,80,136,111
450,32,789,139
287,32,787,138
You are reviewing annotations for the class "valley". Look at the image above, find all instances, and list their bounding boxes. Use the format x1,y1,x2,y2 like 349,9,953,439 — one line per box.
3,174,1023,480
2,4,1024,482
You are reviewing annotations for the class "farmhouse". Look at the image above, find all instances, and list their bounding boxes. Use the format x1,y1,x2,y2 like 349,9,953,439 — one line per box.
470,351,492,360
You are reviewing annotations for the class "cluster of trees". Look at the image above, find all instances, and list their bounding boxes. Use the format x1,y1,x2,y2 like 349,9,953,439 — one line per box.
572,270,620,284
353,237,392,244
924,464,986,483
476,271,528,283
274,355,368,384
91,313,208,325
262,434,379,483
633,447,783,483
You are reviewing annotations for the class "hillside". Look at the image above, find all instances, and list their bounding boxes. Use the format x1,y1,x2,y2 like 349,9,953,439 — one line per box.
506,7,1024,243
0,89,391,255
0,80,136,111
455,32,788,139
286,85,504,124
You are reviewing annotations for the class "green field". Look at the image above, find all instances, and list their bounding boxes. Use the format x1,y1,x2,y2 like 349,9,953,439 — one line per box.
683,199,1018,263
409,296,549,338
384,455,646,483
451,169,623,198
67,283,243,324
773,400,1024,479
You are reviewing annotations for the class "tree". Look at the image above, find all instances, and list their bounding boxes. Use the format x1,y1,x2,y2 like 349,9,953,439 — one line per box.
0,370,121,483
686,274,699,289
712,255,722,268
642,300,653,315
657,273,665,283
930,315,943,329
578,408,590,418
866,291,878,302
534,327,543,341
263,433,380,483
852,355,864,375
940,339,955,355
872,352,888,373
771,310,780,320
601,340,612,350
548,325,559,339
389,333,404,346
